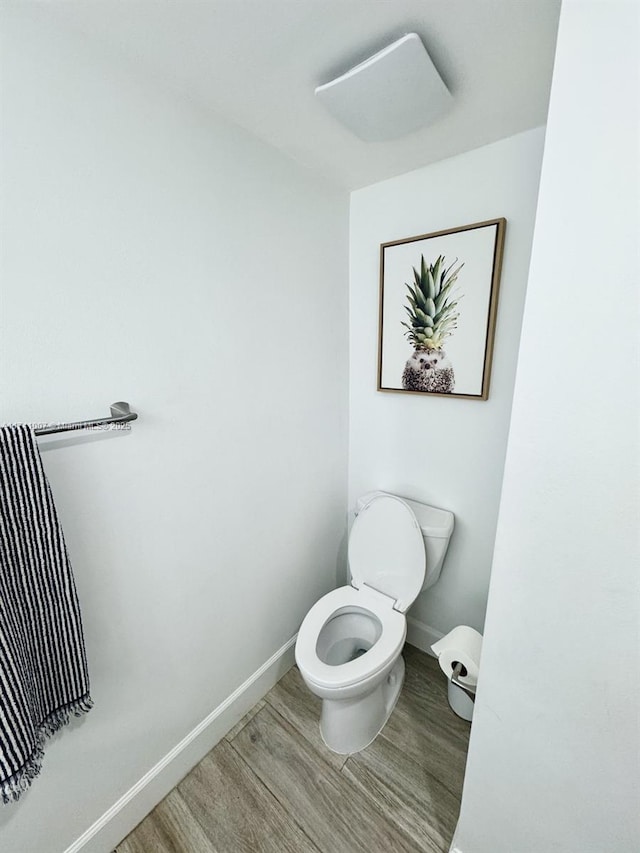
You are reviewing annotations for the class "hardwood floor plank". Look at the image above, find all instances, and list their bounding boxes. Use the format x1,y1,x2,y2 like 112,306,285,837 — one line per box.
342,732,462,852
380,698,468,799
225,699,266,742
177,739,318,853
117,789,216,853
231,704,422,853
402,644,472,746
264,665,347,770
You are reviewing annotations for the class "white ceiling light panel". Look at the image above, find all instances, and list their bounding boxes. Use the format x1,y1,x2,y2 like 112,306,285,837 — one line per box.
315,33,452,142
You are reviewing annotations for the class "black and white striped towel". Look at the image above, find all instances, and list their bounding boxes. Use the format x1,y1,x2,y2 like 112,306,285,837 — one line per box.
0,425,92,804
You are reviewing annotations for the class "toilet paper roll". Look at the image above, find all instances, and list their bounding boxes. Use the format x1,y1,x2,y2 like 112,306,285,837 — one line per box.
431,626,482,688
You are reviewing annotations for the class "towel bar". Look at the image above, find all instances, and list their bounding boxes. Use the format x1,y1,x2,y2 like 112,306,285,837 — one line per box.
34,402,138,436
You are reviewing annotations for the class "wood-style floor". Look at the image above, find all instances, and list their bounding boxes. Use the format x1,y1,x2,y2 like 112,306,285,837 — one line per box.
117,644,470,853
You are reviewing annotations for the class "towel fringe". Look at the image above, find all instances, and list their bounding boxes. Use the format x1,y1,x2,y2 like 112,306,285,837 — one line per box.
0,694,93,804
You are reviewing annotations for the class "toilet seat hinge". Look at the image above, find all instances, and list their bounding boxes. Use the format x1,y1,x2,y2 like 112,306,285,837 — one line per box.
354,581,398,609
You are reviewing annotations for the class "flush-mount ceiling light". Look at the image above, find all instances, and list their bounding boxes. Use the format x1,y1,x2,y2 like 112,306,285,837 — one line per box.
315,33,452,143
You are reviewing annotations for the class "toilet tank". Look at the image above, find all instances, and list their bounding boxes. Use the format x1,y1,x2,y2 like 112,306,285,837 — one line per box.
355,491,454,591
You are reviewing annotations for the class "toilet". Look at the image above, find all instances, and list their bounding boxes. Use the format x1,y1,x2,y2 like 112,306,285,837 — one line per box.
295,491,454,754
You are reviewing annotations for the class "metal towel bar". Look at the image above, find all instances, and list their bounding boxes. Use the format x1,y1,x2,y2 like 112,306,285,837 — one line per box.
34,402,138,436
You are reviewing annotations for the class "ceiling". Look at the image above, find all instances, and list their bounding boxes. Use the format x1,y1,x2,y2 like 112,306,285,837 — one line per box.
50,0,561,190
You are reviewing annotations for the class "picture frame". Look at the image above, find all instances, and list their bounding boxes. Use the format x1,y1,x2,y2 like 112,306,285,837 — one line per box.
377,218,506,400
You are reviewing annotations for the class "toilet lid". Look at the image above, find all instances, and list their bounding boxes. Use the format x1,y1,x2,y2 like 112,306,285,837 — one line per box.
349,494,426,613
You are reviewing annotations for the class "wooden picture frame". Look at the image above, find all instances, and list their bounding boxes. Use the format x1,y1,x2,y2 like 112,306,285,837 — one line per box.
377,218,506,400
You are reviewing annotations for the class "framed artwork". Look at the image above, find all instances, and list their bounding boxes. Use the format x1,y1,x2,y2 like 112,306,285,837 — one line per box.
377,218,506,400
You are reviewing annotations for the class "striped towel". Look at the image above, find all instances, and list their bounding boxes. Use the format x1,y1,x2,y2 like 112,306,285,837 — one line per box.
0,425,92,804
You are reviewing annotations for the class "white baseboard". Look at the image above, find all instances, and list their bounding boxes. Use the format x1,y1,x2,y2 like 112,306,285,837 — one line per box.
64,635,297,853
406,616,443,656
448,821,463,852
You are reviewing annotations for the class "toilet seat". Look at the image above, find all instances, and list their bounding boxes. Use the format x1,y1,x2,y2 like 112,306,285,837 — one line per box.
295,585,406,691
349,493,426,612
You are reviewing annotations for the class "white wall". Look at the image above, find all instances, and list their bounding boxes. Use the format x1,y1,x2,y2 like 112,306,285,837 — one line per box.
0,5,348,851
349,128,545,637
452,2,640,851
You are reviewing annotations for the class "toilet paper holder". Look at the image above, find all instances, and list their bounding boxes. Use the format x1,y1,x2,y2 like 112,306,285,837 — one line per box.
451,661,477,703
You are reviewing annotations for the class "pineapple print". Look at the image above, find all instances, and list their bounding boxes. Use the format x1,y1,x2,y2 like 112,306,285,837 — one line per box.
401,255,463,393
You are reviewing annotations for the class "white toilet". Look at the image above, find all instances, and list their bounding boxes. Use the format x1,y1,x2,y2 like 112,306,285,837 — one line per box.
295,491,454,754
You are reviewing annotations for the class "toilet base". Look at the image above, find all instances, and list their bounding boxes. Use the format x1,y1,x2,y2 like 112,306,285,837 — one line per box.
318,655,405,755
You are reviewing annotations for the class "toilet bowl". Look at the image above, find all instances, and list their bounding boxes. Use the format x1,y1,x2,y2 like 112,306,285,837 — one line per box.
295,491,454,755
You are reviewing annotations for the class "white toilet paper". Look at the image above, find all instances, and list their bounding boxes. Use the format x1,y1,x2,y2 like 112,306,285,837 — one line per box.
431,626,482,688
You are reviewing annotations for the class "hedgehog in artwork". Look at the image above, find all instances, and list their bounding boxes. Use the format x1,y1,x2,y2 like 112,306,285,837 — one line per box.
401,349,455,393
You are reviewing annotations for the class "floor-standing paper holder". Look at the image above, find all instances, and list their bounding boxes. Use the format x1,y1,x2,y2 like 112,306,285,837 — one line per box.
449,661,476,722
